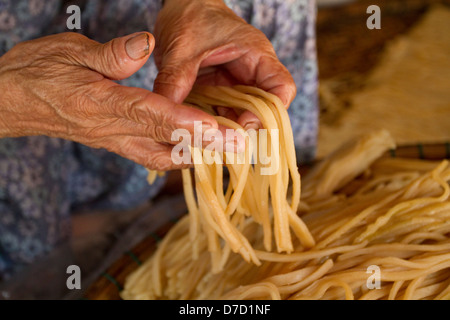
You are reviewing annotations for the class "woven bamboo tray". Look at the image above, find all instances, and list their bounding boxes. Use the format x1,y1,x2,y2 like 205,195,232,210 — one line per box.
83,143,450,300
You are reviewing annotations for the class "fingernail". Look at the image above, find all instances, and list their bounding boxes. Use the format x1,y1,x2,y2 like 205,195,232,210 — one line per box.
125,33,150,60
244,122,260,131
216,107,229,117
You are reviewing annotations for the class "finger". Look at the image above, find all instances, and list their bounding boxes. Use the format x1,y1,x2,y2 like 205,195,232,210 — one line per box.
76,118,179,141
111,133,243,171
67,32,155,80
255,55,297,108
153,57,199,104
225,52,297,108
84,115,229,153
218,124,246,154
199,44,243,68
109,136,192,171
237,111,262,131
100,84,218,144
216,107,239,122
196,66,238,87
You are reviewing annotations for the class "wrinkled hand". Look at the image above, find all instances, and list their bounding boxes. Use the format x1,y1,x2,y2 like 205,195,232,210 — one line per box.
153,0,297,130
0,32,218,170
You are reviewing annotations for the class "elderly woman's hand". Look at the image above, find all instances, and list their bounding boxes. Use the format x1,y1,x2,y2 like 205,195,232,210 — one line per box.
153,0,297,130
0,32,218,170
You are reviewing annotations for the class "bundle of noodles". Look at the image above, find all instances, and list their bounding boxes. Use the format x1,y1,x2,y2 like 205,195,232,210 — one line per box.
170,86,313,269
121,87,450,300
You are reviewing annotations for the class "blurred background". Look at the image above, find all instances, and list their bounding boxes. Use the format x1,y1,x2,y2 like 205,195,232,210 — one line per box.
316,0,450,157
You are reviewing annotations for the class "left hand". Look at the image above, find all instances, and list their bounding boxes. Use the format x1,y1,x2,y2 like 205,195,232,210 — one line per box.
153,0,297,130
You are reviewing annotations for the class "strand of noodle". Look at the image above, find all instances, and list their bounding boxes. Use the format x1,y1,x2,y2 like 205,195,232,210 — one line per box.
292,279,354,300
316,191,402,248
227,282,282,300
389,281,405,300
252,129,273,250
151,215,190,297
337,243,450,261
197,86,296,251
434,282,450,300
356,163,449,242
358,286,390,300
181,169,201,259
255,242,367,263
191,145,256,262
233,85,301,213
224,87,313,249
401,232,447,244
403,275,426,300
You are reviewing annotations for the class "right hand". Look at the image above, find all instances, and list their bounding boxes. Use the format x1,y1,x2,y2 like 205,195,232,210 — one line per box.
0,32,218,170
153,0,297,131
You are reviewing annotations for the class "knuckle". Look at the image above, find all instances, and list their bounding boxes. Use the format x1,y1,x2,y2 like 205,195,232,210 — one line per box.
60,32,87,42
284,71,297,101
153,64,193,102
59,32,90,55
143,153,159,170
104,86,144,122
125,100,143,123
145,125,169,143
289,81,297,99
71,92,97,117
9,41,27,57
125,92,153,124
136,94,176,142
154,113,177,142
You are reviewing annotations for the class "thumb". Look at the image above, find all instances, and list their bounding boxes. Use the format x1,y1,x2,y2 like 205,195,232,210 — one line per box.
153,58,199,104
78,32,155,80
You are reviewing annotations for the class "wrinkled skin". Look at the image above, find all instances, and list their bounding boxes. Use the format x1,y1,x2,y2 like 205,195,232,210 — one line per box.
153,0,296,129
0,0,296,170
0,32,217,170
